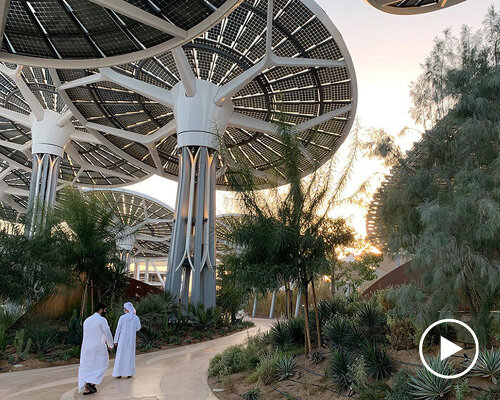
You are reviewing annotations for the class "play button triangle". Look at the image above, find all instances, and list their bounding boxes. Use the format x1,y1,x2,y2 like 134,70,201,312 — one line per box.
440,336,462,361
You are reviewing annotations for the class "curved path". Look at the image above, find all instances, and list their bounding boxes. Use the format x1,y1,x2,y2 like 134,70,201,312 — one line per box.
0,318,272,400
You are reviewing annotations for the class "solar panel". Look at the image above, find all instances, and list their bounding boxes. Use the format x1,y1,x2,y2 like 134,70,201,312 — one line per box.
0,0,242,68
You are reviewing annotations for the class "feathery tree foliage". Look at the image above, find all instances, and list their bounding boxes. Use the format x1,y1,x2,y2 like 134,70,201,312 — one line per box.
373,9,500,345
53,189,128,315
222,124,358,353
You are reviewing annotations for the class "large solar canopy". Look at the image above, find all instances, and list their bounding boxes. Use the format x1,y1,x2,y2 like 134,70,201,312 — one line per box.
56,0,357,189
0,64,151,187
86,188,174,258
364,0,468,15
0,0,242,68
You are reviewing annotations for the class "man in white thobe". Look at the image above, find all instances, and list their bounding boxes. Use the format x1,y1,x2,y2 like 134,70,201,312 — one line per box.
112,302,141,378
78,303,114,395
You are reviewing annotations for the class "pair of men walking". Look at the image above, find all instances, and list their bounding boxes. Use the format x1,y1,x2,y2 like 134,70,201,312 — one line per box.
78,302,141,395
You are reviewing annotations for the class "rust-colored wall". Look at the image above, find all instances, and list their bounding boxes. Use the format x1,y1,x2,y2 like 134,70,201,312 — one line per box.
362,260,415,299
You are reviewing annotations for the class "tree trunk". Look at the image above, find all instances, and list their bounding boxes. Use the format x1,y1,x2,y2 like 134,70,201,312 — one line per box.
90,280,94,314
303,283,312,355
330,260,336,297
80,279,89,320
311,279,322,348
284,283,290,319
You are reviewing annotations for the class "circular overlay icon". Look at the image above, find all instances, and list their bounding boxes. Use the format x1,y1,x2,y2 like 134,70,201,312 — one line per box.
419,319,479,379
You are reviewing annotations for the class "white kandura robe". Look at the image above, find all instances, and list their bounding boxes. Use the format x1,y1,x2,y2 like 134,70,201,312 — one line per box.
78,313,114,392
112,313,141,377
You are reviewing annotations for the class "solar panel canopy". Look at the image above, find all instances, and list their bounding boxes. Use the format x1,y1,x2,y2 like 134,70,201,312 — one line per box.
57,0,357,190
0,64,151,187
0,0,242,68
0,156,29,221
364,0,468,15
86,188,174,258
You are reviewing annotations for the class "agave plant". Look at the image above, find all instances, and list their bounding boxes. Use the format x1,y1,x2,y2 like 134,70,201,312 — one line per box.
243,388,261,400
356,302,388,345
328,349,355,393
284,318,305,347
310,349,326,364
186,303,222,329
359,340,394,380
324,318,357,352
409,357,454,400
468,348,500,384
269,320,291,348
275,354,298,381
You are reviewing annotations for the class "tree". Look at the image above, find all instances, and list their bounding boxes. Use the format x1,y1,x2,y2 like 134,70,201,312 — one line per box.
54,189,128,316
216,263,249,323
0,223,69,308
224,124,357,354
374,15,500,345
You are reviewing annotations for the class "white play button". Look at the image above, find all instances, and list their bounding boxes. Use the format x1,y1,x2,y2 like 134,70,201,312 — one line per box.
440,336,462,361
419,319,479,379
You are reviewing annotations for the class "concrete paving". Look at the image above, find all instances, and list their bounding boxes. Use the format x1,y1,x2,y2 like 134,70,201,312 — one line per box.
0,318,272,400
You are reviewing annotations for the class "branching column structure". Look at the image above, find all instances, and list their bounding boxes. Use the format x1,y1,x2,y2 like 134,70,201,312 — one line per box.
57,0,355,308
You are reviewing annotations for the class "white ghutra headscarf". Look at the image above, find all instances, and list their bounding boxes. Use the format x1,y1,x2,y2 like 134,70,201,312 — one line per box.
124,302,136,317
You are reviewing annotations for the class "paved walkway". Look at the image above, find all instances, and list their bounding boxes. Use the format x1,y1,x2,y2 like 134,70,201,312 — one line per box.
0,318,272,400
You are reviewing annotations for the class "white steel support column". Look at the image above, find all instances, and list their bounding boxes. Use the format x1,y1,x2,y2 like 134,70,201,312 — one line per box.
26,153,60,235
294,288,302,318
252,294,258,318
269,290,277,319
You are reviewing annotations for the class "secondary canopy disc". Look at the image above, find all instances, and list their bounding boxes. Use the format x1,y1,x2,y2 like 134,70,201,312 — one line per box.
363,0,468,15
0,64,152,187
0,0,242,68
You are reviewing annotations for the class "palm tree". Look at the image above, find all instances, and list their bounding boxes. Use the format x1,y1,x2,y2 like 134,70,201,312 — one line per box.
54,189,127,317
224,124,357,354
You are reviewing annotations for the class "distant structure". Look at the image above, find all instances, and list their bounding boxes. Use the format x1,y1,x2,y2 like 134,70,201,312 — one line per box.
364,0,468,15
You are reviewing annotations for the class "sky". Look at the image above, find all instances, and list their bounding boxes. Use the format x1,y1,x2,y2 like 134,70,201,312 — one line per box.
129,0,494,237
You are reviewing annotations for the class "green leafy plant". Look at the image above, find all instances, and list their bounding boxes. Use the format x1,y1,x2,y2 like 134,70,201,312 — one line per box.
476,385,500,400
0,324,6,352
468,348,500,384
324,318,357,351
208,345,247,378
138,326,161,351
247,352,280,385
348,356,367,393
28,325,60,357
275,354,298,381
358,382,390,400
13,329,32,361
356,303,388,345
388,318,415,350
385,368,412,400
243,388,261,400
453,378,469,400
310,349,325,364
284,318,305,348
65,309,83,346
269,320,291,349
186,303,221,329
409,357,454,400
328,349,354,393
359,340,394,380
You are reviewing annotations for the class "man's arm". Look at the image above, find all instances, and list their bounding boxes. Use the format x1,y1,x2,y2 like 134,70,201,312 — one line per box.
114,317,122,346
101,317,114,349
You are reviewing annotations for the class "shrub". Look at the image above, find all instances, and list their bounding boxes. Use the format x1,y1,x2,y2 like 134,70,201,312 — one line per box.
317,298,347,323
186,303,221,329
310,349,325,364
13,329,32,361
136,292,178,330
28,325,60,357
468,348,500,384
208,345,247,378
328,349,354,393
358,383,390,400
453,379,469,400
409,357,454,400
275,354,298,381
244,332,271,368
269,320,290,349
284,318,305,348
65,309,83,346
243,388,261,400
348,356,367,393
388,318,415,350
477,386,500,400
247,352,280,385
0,324,6,352
138,326,162,351
384,369,412,400
356,303,388,345
359,340,394,380
324,318,357,351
